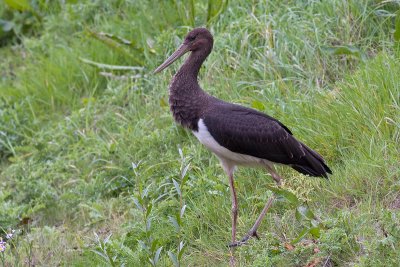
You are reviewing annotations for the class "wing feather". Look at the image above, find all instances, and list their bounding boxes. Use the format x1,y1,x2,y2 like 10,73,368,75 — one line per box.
203,102,331,177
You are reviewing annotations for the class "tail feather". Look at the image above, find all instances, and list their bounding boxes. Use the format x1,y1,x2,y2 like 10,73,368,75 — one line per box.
291,143,332,178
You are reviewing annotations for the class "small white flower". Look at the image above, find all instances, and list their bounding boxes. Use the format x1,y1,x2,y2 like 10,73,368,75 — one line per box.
6,230,15,240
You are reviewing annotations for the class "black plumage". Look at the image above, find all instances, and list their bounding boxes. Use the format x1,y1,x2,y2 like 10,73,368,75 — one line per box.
154,28,332,250
203,101,331,177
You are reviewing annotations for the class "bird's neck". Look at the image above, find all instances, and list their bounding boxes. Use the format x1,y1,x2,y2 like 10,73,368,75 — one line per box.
170,49,209,95
169,50,210,130
178,51,206,78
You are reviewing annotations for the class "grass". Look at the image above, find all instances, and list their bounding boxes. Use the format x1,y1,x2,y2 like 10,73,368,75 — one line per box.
0,0,399,266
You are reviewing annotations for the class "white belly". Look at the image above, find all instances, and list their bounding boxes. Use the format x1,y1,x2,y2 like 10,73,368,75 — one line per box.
192,119,272,168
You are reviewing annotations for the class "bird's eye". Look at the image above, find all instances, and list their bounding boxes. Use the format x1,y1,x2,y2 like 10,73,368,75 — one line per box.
187,35,196,41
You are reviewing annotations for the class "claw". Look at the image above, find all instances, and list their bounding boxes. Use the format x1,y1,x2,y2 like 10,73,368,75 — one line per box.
251,231,260,240
240,235,250,244
228,240,248,248
228,231,260,247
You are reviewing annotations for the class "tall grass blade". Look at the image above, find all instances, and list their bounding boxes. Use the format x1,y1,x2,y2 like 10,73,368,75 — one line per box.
394,11,400,42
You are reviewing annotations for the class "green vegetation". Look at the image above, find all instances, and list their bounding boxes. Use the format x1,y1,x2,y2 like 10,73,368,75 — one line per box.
1,0,399,266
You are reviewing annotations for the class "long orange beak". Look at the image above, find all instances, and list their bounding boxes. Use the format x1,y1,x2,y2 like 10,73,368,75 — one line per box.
153,43,189,74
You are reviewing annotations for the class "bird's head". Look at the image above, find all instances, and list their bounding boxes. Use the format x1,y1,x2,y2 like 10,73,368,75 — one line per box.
154,28,213,74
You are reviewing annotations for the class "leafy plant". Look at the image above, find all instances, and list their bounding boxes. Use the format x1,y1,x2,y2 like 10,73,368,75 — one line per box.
131,162,163,266
321,45,366,61
167,148,190,266
0,0,42,45
91,232,117,267
0,0,399,266
267,185,324,244
168,241,186,267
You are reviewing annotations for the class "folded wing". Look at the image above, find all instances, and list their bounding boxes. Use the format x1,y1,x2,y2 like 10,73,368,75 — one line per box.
203,103,332,177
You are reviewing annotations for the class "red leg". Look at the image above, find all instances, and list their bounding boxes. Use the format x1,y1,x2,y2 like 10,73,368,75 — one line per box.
229,164,281,247
228,171,238,244
231,195,276,247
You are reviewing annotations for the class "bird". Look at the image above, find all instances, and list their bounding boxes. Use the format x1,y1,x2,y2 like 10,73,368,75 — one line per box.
154,28,331,248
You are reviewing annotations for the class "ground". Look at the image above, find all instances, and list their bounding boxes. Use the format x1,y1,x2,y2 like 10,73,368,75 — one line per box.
0,0,399,266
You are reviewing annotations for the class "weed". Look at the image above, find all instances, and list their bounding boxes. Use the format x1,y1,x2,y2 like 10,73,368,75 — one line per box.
0,0,399,266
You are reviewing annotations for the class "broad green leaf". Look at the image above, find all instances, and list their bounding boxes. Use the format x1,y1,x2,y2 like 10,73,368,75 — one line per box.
150,239,159,252
131,196,143,211
309,227,321,238
181,163,190,179
178,241,186,260
168,216,180,231
178,147,184,160
154,247,163,264
266,186,300,206
295,205,316,221
90,249,109,262
5,0,31,11
138,240,149,252
252,100,265,111
291,227,309,244
179,241,185,251
143,184,152,198
168,251,179,267
295,208,302,221
146,217,152,232
175,211,181,226
172,178,181,197
180,204,187,218
321,45,366,61
311,219,321,228
103,233,112,244
181,172,189,189
146,202,153,218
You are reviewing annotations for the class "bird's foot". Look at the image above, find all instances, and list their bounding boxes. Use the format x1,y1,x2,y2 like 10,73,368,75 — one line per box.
228,231,260,248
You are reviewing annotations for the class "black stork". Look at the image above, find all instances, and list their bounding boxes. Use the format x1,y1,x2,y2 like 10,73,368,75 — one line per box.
154,28,332,248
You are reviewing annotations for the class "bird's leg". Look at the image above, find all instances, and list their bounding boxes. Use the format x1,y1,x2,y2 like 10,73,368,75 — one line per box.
219,159,238,264
229,165,282,247
233,196,276,247
228,171,238,245
265,164,283,186
229,196,276,247
227,171,238,266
